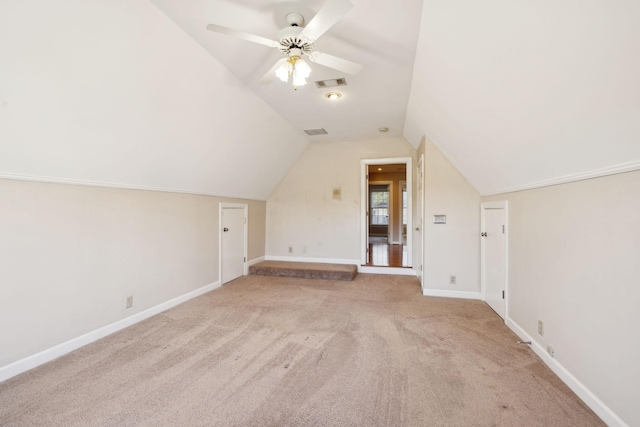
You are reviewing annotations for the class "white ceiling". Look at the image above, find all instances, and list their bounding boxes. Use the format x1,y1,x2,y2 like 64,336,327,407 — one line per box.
152,0,640,195
2,0,638,199
405,0,640,195
151,0,424,142
0,0,310,200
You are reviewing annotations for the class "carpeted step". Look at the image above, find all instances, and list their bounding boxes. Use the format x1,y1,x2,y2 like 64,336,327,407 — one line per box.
249,261,357,281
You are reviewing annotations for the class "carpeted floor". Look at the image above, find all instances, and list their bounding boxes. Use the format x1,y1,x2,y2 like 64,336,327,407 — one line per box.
0,274,603,426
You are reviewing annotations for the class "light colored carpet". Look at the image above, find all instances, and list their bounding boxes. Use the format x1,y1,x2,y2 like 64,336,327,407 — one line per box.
0,274,603,426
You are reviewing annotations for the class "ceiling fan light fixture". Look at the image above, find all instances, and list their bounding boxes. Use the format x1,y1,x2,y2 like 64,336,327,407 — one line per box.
295,58,311,78
207,0,363,90
275,61,292,82
276,55,312,90
292,58,311,88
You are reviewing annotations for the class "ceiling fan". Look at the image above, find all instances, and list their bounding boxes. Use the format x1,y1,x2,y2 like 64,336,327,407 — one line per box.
206,0,363,90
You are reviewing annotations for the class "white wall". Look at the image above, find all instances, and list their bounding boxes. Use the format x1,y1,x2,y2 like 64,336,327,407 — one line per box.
0,178,266,371
419,138,481,296
266,137,416,263
0,0,308,200
483,170,640,427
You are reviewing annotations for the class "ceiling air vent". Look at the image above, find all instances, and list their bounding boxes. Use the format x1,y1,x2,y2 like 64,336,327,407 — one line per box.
315,78,347,88
304,128,328,136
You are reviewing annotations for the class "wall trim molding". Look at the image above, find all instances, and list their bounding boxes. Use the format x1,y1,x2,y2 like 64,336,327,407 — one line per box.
422,289,482,299
247,256,265,267
0,281,221,384
481,160,640,196
358,266,416,276
0,172,262,201
506,318,627,427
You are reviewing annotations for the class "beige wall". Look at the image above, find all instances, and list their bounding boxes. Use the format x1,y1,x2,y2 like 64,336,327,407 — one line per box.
420,138,481,294
483,170,640,426
0,178,265,368
266,137,417,263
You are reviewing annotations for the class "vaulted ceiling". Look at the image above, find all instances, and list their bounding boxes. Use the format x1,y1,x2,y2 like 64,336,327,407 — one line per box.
1,0,639,199
405,0,640,195
151,0,424,141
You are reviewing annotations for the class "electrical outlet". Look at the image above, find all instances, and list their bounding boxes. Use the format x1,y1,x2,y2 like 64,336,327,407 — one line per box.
450,275,456,285
126,295,133,309
288,246,293,253
547,345,555,358
303,245,307,254
538,320,544,336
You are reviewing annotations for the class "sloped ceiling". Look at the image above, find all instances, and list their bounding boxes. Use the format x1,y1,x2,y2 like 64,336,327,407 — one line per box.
0,0,309,200
150,0,424,141
405,0,640,195
1,0,638,199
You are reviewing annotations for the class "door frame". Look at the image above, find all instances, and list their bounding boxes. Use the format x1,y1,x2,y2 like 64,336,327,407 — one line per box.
416,154,424,289
219,203,248,284
480,200,509,321
361,157,413,267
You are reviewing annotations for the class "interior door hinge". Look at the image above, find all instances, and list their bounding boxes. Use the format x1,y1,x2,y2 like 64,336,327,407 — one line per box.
502,290,505,299
244,257,246,262
502,225,505,234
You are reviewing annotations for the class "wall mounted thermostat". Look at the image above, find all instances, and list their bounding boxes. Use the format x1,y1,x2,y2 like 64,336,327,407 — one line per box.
433,215,446,224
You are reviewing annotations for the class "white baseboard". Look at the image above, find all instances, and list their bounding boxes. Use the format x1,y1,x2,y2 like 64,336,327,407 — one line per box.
0,281,221,384
358,266,416,276
506,318,627,427
247,256,265,267
422,288,482,300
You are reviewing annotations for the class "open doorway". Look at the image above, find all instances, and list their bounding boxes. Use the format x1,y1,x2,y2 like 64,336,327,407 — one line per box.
361,159,412,268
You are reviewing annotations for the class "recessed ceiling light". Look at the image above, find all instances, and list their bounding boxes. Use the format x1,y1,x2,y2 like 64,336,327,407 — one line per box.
325,92,342,100
378,127,389,132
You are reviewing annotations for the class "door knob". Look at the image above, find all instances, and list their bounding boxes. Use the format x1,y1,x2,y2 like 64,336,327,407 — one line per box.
481,232,487,237
223,227,229,232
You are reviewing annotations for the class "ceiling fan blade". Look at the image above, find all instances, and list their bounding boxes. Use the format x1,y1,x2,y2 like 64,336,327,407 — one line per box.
308,51,363,75
259,58,289,83
206,24,280,48
299,0,353,42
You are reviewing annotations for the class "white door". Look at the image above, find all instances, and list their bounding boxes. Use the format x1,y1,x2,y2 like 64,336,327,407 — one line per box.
221,205,246,284
482,203,507,319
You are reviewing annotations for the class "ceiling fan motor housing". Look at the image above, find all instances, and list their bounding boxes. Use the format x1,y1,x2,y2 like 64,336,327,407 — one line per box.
277,20,313,56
